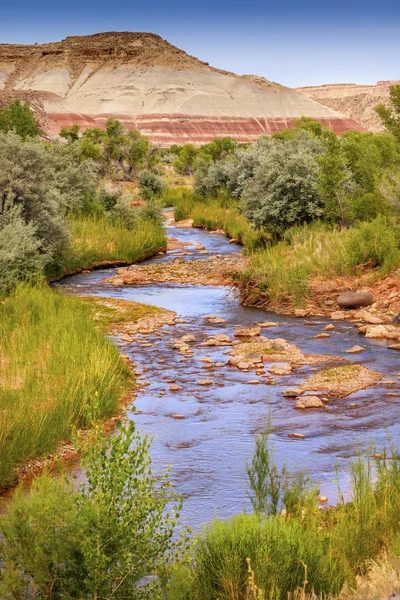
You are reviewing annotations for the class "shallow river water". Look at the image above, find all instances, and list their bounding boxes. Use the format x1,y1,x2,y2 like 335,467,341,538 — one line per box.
56,222,400,530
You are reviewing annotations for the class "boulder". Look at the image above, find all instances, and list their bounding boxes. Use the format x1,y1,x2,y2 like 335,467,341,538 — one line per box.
294,309,308,317
337,291,373,309
179,334,196,343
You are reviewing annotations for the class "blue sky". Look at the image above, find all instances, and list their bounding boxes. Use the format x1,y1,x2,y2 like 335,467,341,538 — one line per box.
0,0,399,87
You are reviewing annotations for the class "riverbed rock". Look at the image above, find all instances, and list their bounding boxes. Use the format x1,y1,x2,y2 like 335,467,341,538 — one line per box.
259,322,278,328
282,387,301,398
315,333,330,339
179,334,196,343
169,383,182,391
300,364,382,397
365,325,388,339
337,291,373,309
246,379,261,384
175,219,193,228
296,396,324,409
170,414,185,419
324,324,335,331
388,344,400,351
330,311,347,320
234,326,261,338
198,379,213,386
294,309,308,317
345,345,365,353
353,309,384,324
268,363,292,376
200,356,213,363
287,432,305,439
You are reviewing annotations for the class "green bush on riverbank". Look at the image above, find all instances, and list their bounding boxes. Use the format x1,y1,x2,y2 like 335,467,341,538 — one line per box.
0,284,132,487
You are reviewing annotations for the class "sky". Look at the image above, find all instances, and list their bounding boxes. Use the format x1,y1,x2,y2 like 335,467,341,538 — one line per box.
0,0,399,87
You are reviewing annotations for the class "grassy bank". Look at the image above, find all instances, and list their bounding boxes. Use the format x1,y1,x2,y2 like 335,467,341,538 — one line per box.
49,213,166,279
236,218,400,308
0,285,135,488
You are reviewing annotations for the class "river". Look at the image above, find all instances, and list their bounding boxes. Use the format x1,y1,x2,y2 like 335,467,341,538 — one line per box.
55,218,400,530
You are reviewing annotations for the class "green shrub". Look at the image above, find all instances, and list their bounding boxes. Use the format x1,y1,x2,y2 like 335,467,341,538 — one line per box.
346,216,400,271
0,420,188,598
138,170,164,201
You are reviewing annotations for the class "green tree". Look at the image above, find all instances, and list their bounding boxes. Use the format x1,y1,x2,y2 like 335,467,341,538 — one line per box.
0,419,188,598
173,143,198,175
375,84,400,142
199,137,237,162
242,135,323,235
125,130,151,177
0,99,40,140
318,131,355,225
59,123,81,142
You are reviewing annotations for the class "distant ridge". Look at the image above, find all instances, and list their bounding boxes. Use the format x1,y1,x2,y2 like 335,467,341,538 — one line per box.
297,80,400,133
0,32,364,143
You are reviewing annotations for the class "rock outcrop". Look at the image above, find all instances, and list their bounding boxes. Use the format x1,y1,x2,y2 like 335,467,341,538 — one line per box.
0,31,363,143
297,80,399,132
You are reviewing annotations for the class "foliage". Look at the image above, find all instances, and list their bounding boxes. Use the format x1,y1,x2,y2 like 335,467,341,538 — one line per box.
0,99,40,140
0,206,49,294
174,143,198,175
0,284,132,487
346,216,400,272
0,419,188,598
138,169,164,200
375,84,400,141
242,134,324,235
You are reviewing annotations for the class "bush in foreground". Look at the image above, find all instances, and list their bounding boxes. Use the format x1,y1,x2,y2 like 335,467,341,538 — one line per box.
0,420,188,598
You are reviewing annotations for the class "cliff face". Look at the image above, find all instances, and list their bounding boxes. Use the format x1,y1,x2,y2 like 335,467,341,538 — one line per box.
0,32,363,143
297,81,399,133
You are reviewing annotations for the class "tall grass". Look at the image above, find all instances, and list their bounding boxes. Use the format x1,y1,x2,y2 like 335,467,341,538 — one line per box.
0,284,132,488
241,218,400,307
53,214,166,277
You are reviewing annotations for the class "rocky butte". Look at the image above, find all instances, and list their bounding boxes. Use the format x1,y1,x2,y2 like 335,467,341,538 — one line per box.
0,31,365,144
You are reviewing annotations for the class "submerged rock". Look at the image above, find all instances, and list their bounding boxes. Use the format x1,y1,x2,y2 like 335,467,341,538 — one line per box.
282,387,301,398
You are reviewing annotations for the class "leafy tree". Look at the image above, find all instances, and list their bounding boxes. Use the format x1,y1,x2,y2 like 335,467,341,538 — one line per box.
318,131,355,225
0,419,188,598
102,118,127,179
125,129,151,177
199,137,237,162
0,132,67,253
242,135,323,234
375,84,400,142
0,99,40,140
173,143,198,175
59,123,81,142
